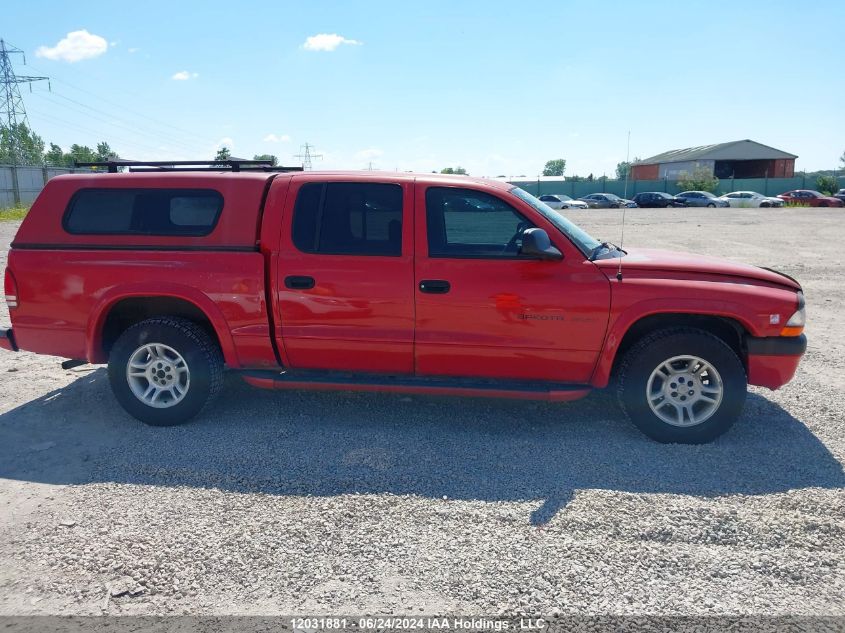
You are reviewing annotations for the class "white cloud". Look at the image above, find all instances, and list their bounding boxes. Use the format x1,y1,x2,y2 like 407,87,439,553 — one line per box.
36,30,108,62
355,148,383,161
128,47,140,54
263,133,291,143
302,33,362,52
217,137,234,149
171,71,199,80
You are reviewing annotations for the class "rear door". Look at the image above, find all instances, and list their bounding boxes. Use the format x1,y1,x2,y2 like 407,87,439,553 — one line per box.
413,183,610,383
276,176,415,373
724,193,740,207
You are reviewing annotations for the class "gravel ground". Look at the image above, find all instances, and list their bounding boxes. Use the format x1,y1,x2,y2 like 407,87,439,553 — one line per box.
0,207,844,617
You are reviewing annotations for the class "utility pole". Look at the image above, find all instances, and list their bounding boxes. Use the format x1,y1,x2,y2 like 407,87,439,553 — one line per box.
294,142,322,171
1,39,50,166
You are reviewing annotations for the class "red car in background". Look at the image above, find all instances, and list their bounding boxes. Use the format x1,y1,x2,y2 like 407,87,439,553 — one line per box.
777,190,844,207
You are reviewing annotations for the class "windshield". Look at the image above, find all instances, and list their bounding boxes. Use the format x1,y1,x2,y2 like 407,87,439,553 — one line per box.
701,191,717,198
605,194,623,200
510,187,600,256
558,194,573,201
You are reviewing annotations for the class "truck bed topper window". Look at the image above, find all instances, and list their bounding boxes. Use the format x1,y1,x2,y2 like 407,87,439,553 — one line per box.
63,188,224,237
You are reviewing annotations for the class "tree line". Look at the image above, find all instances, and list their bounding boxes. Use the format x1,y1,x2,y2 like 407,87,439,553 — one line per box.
0,126,284,169
6,122,844,191
1,121,119,166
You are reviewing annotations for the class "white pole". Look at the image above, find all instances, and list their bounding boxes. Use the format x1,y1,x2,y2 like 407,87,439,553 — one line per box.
623,130,631,200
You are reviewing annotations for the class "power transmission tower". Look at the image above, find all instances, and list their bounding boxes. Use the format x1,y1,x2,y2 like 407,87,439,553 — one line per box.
0,39,50,165
294,142,322,171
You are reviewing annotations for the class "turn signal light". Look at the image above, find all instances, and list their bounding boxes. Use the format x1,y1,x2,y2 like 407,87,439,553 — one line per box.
780,292,805,337
3,268,17,309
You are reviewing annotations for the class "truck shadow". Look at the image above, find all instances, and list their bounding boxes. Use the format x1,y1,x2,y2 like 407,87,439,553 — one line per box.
1,369,843,525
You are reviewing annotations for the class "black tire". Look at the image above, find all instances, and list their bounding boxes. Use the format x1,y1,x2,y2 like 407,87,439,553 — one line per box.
616,327,747,444
706,203,716,208
108,317,223,426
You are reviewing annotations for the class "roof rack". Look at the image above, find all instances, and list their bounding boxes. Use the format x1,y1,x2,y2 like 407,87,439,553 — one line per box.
74,160,305,174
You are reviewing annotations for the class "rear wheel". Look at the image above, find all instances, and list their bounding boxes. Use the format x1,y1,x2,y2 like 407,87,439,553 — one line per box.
108,317,223,426
616,328,747,443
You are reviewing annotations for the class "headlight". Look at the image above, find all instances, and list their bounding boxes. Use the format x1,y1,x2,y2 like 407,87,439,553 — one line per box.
781,291,805,336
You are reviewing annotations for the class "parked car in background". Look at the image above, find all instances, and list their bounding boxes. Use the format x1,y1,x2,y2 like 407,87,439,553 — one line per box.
675,191,730,208
835,189,845,204
538,194,589,210
579,193,628,209
632,192,686,208
719,191,785,208
777,190,844,207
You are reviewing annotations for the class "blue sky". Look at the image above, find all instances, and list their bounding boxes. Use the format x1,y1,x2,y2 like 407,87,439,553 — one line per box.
6,0,844,176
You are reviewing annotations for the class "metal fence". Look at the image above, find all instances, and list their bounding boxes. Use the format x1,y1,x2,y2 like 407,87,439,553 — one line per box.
509,175,845,199
1,164,94,208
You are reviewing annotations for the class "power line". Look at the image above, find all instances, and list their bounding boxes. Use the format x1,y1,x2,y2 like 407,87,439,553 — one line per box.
31,91,208,156
26,106,180,157
1,38,50,164
24,59,215,148
294,142,322,170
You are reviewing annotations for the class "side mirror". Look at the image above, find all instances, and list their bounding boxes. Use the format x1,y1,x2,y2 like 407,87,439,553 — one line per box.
520,228,563,261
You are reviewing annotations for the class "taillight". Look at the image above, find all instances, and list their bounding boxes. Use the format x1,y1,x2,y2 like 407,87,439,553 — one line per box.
3,268,17,309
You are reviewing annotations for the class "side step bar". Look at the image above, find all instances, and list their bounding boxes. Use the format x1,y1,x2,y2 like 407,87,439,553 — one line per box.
239,369,591,402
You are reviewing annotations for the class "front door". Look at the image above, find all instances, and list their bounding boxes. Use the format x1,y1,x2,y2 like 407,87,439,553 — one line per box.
414,184,610,383
277,176,415,374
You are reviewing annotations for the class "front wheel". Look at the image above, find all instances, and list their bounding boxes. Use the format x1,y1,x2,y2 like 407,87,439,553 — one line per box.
108,317,224,426
616,328,747,443
706,203,716,208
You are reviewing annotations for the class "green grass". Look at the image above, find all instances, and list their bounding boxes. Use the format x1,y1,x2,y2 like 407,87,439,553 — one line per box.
0,205,29,221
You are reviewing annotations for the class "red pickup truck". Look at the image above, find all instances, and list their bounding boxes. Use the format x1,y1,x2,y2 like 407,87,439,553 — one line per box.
1,169,807,443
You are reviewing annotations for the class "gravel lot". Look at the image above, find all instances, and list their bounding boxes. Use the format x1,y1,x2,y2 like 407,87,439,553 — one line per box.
1,207,844,617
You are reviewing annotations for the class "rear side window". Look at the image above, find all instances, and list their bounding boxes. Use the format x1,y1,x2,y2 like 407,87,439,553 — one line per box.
64,189,223,236
292,182,403,256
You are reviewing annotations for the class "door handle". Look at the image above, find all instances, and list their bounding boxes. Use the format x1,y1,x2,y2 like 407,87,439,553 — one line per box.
419,279,450,294
285,275,316,290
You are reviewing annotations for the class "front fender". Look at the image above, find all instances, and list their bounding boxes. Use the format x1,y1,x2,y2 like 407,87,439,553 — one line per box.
86,282,240,367
589,297,760,388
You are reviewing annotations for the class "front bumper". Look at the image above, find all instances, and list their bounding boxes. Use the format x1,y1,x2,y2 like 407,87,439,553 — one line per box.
746,334,806,390
0,327,17,352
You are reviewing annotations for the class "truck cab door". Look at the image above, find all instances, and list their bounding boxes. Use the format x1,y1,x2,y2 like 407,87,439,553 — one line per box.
413,184,610,383
276,176,415,373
